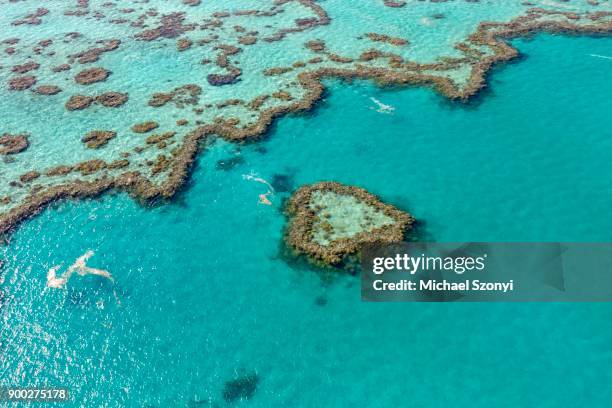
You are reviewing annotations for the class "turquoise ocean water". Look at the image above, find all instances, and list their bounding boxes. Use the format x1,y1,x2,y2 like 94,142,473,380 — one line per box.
2,35,612,407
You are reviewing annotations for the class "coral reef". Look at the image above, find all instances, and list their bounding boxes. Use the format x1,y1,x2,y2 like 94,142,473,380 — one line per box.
0,1,610,239
34,85,62,95
365,33,408,46
148,84,201,107
74,67,111,85
75,159,107,175
65,92,127,110
176,38,193,51
19,171,40,183
383,0,406,8
46,165,73,177
69,39,121,63
12,62,40,74
81,130,117,149
207,71,241,86
285,182,414,265
52,64,71,72
146,132,175,148
8,76,36,91
131,121,159,133
150,154,171,175
95,92,128,107
0,134,29,155
65,95,94,110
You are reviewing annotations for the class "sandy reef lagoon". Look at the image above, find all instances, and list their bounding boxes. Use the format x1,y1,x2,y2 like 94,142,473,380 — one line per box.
285,181,414,265
0,0,610,236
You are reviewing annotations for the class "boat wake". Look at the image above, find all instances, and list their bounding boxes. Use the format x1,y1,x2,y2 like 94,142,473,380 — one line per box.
243,172,275,205
589,54,612,60
369,97,396,114
46,250,113,289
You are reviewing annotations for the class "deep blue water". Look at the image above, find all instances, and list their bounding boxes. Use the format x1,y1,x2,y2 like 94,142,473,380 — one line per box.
1,35,612,407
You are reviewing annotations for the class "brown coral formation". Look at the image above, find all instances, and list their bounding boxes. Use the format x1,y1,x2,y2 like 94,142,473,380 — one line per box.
46,165,73,176
205,44,244,86
8,76,36,91
65,95,94,110
263,67,293,76
238,36,257,45
75,159,107,175
34,85,62,95
74,67,111,85
146,132,175,148
65,92,127,110
207,71,241,86
148,93,173,107
150,154,171,175
272,91,293,101
19,171,40,184
305,39,326,52
108,159,129,169
0,134,29,155
95,92,128,107
131,121,159,133
135,12,196,41
81,130,116,149
148,84,201,107
52,64,71,72
176,38,193,51
12,8,49,26
383,0,406,8
70,39,121,64
12,62,40,74
365,33,408,46
285,182,414,265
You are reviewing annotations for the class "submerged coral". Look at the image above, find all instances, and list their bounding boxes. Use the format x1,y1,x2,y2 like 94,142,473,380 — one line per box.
0,134,29,155
131,121,159,133
0,0,610,237
222,373,260,403
34,85,62,95
8,76,36,91
95,92,128,107
82,130,117,149
285,182,414,265
207,72,241,86
74,67,111,85
148,84,201,107
65,95,94,110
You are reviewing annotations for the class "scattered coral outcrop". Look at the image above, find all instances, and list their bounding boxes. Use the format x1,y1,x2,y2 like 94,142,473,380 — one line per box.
74,67,111,85
34,85,62,95
131,121,159,133
65,92,128,110
148,84,201,107
8,76,37,91
81,130,117,149
0,134,29,155
95,92,128,107
65,95,94,110
365,33,408,46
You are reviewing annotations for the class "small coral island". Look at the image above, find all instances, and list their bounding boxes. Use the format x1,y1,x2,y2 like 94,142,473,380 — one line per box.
285,182,414,266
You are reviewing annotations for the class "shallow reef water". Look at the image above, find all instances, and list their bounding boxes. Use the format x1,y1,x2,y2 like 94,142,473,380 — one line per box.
1,33,612,406
308,190,396,245
0,0,610,232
